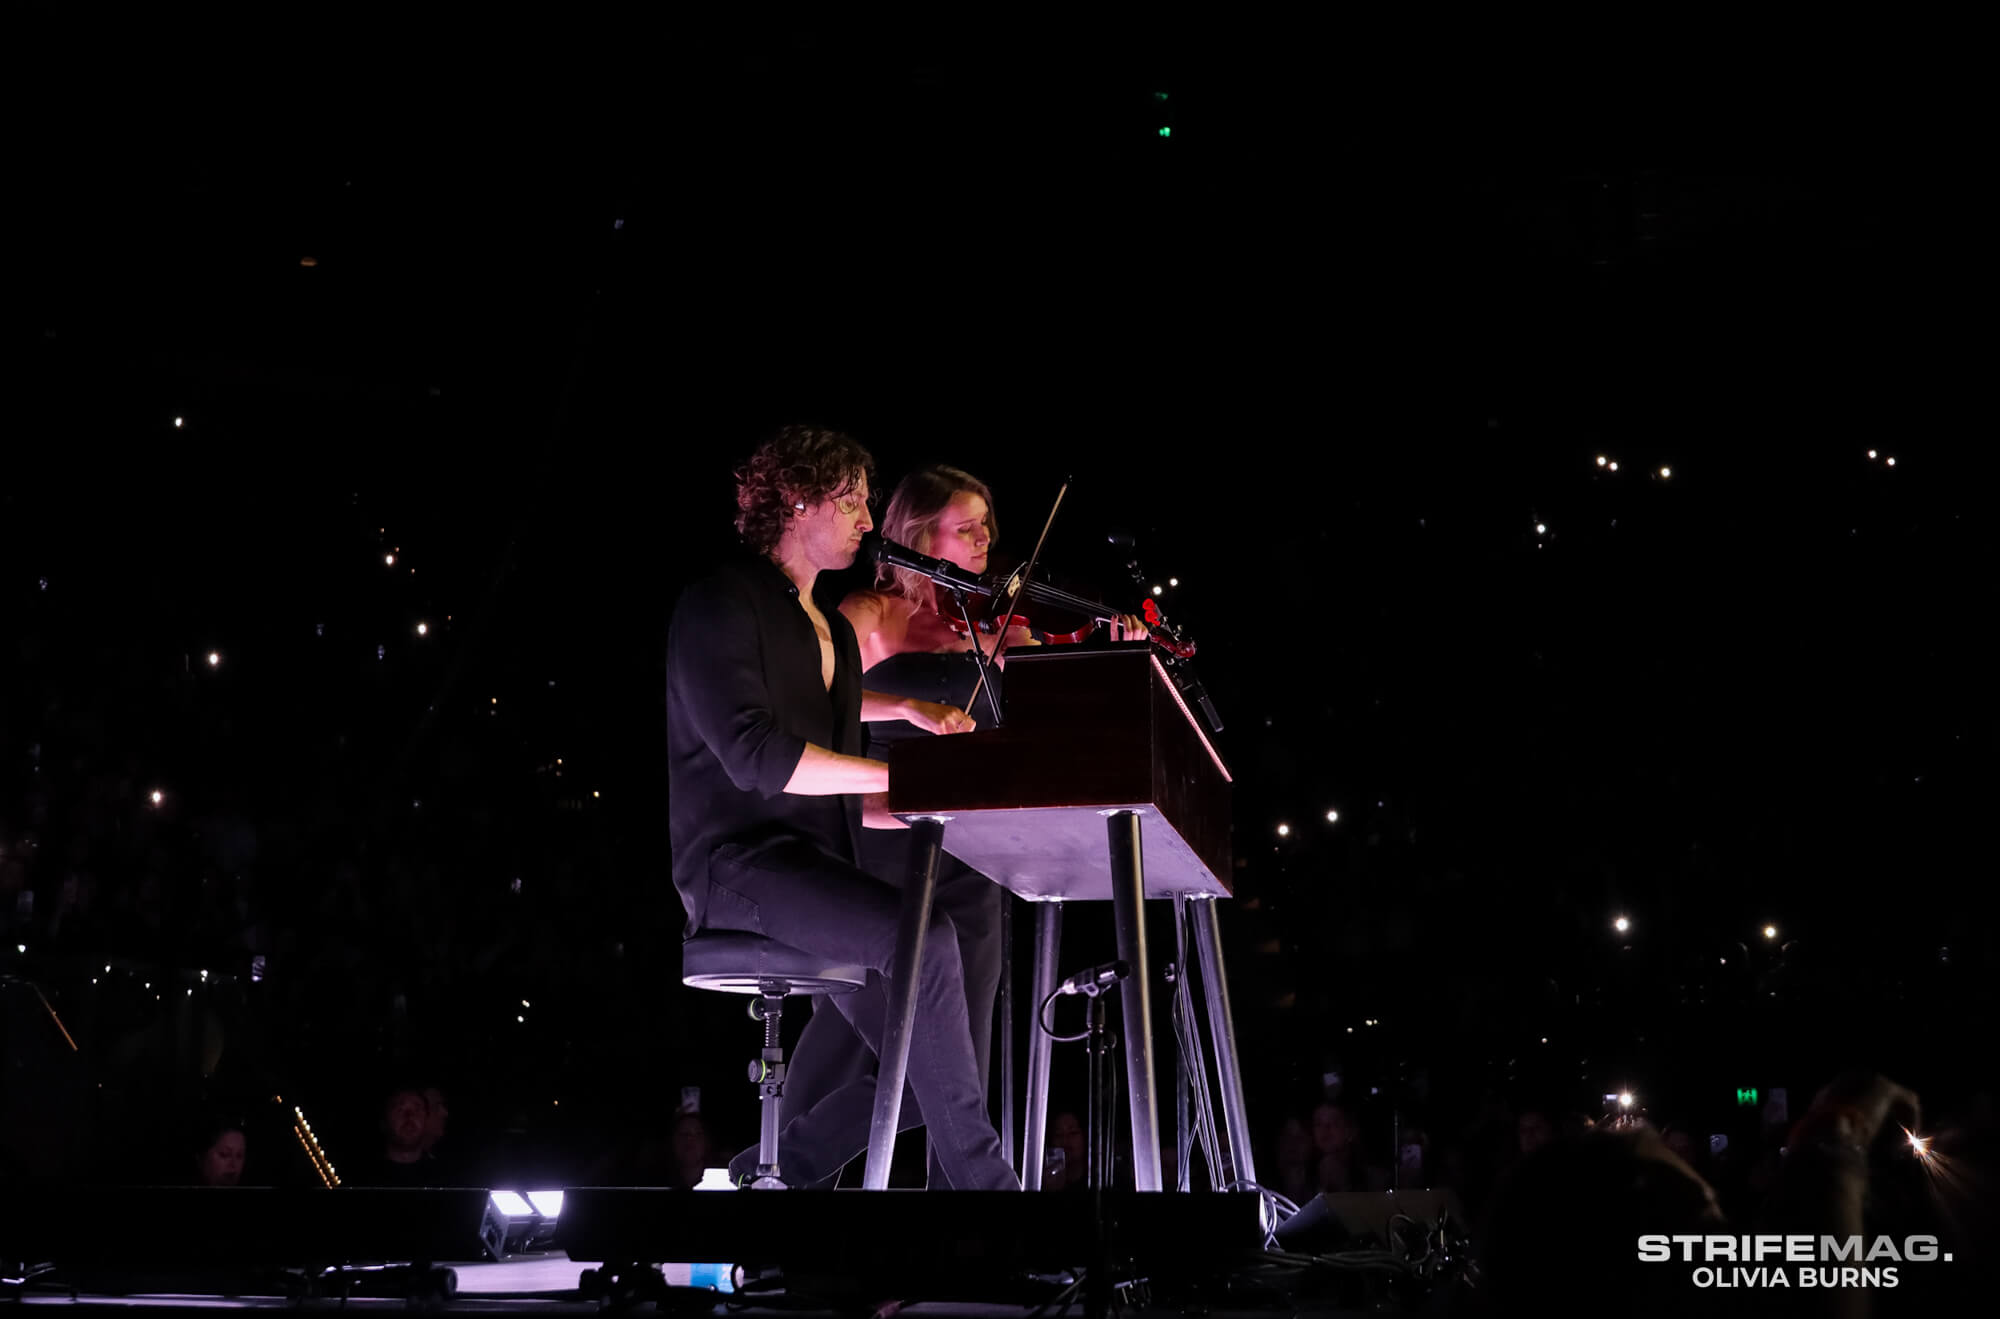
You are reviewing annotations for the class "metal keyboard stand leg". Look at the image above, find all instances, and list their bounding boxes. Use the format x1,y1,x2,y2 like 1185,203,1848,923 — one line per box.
1020,899,1063,1189
999,895,1015,1171
1104,809,1162,1192
865,815,946,1190
1189,895,1258,1195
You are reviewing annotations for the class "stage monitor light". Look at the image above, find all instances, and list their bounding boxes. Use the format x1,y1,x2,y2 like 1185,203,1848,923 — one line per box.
695,1168,734,1191
525,1190,564,1218
481,1190,559,1260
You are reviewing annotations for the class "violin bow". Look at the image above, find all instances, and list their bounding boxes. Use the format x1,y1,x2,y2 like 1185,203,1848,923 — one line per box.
963,474,1070,719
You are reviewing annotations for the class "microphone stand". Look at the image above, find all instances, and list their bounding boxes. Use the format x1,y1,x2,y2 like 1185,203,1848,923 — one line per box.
943,583,1006,729
962,476,1069,720
1111,536,1224,734
1045,970,1128,1319
1087,985,1117,1319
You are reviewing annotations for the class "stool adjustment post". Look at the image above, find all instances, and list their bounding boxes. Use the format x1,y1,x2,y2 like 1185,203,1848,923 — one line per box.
750,985,789,1188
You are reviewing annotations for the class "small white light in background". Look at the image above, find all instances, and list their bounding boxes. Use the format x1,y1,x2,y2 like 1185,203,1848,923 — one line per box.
416,622,428,636
1614,916,1631,933
1276,823,1290,837
1596,456,1607,467
386,554,395,565
173,417,184,428
525,1190,565,1218
208,652,221,667
1325,810,1339,823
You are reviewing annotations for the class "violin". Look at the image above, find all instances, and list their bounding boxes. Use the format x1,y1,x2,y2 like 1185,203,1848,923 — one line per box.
933,556,1197,660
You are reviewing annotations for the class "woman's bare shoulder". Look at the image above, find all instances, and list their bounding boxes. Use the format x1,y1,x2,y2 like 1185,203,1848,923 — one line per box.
839,588,904,631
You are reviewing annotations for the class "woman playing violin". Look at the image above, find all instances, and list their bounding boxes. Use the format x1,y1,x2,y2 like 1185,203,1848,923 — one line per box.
842,465,1151,677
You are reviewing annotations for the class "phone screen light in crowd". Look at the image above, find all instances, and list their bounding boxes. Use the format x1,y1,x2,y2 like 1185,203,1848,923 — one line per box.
1619,1092,1635,1109
207,652,221,667
416,622,429,636
1597,456,1608,467
386,553,396,565
1168,577,1179,587
150,790,164,805
1276,823,1290,837
1763,925,1778,940
1614,916,1631,933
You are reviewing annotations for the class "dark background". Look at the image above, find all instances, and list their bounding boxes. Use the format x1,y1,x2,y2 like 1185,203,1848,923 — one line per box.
7,9,1990,1187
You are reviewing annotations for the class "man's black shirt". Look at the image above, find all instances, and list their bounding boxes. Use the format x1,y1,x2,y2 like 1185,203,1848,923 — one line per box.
666,554,866,936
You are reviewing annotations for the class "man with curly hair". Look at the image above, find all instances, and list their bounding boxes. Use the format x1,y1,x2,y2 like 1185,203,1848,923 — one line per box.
666,425,1019,1190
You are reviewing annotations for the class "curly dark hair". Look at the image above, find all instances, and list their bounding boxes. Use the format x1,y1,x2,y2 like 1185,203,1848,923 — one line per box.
734,425,876,555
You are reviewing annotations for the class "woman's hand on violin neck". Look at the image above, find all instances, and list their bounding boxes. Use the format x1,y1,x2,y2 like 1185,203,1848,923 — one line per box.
1108,614,1151,642
901,698,977,735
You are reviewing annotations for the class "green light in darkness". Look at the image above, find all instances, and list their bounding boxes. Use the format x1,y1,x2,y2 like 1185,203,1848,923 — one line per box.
1158,126,1172,138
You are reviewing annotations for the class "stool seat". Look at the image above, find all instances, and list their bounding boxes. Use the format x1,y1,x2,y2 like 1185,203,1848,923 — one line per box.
681,931,868,995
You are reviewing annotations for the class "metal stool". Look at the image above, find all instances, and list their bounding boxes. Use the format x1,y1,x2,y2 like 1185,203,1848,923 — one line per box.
681,931,867,1188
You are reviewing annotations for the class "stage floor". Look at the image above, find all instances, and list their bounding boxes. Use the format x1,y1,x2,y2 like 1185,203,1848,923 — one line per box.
11,1255,1388,1318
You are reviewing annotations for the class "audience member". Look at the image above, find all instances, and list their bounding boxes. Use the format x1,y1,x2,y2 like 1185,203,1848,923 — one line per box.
193,1116,247,1187
1042,1111,1087,1190
1271,1114,1316,1205
347,1083,437,1186
1311,1101,1371,1193
671,1112,712,1189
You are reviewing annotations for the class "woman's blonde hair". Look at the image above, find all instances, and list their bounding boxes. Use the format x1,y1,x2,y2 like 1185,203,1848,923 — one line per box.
874,465,997,614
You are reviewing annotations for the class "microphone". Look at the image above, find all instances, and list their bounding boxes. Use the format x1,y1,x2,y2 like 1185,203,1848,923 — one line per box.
863,533,987,594
1057,960,1131,998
